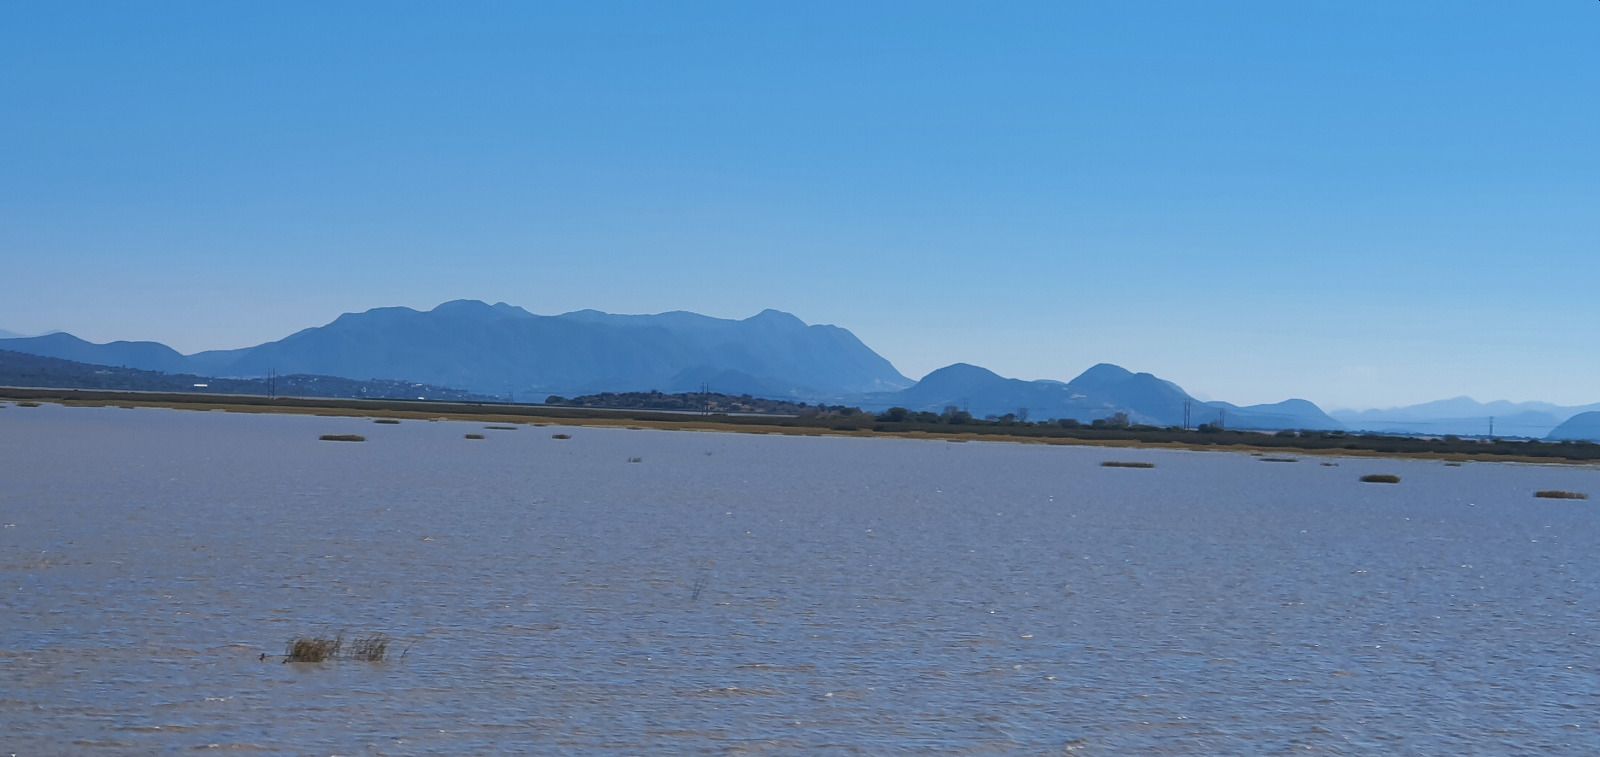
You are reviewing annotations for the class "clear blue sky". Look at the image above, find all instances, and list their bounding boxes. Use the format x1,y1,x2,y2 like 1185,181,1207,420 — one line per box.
3,2,1596,410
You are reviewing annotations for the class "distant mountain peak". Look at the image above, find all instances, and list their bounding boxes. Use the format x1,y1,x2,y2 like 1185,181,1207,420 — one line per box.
746,308,806,327
922,363,1004,382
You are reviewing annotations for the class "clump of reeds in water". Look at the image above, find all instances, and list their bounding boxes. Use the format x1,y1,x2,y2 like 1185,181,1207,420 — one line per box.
1259,457,1299,463
1101,461,1154,469
484,425,517,431
285,635,340,662
1535,490,1588,500
464,433,485,440
319,434,366,442
1360,474,1401,484
551,433,572,440
627,457,643,463
346,633,391,661
283,633,391,663
373,418,401,424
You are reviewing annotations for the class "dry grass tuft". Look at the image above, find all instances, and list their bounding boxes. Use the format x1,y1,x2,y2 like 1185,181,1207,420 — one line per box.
1535,490,1588,500
286,636,341,662
319,434,366,442
1101,461,1155,469
1360,474,1401,484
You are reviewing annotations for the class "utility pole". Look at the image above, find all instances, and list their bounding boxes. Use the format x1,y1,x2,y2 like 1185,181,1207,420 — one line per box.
1183,399,1191,431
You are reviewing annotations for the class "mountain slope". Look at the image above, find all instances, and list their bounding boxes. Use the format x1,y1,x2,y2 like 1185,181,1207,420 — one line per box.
1547,412,1600,442
0,349,491,401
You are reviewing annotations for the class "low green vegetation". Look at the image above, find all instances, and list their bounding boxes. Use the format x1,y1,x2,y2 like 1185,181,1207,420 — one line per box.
1535,490,1588,500
548,390,848,416
1360,474,1401,484
319,434,366,442
10,387,1600,463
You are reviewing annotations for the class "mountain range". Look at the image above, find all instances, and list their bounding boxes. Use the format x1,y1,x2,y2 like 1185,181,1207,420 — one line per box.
0,301,910,401
1332,397,1600,439
856,363,1340,431
2,300,1594,439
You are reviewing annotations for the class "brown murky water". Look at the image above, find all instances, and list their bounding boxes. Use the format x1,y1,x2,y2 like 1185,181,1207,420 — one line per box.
2,403,1599,753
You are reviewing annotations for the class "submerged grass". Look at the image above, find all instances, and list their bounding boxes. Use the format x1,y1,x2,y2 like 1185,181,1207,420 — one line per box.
318,434,366,442
1101,461,1155,469
1535,490,1588,500
1360,474,1401,484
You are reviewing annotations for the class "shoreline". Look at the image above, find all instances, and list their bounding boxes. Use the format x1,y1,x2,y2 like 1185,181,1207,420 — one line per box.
4,387,1597,467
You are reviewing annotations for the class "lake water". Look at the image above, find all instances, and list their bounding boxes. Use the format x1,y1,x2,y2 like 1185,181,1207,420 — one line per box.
3,403,1599,754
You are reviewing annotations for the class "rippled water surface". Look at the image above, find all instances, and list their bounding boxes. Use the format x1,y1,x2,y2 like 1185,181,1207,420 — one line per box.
3,403,1600,754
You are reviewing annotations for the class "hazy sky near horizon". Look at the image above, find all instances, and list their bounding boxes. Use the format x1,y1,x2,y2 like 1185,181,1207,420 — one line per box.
3,2,1597,410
